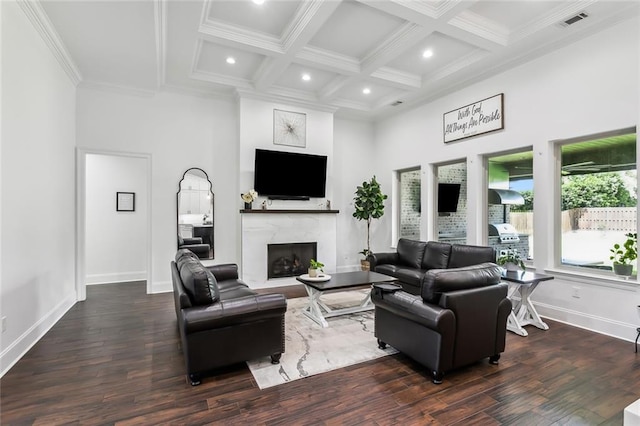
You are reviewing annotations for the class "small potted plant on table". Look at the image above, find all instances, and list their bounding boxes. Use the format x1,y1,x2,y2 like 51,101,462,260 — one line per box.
497,248,525,272
308,259,324,278
610,232,637,277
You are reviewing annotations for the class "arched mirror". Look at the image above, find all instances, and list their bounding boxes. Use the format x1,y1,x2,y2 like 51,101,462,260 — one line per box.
177,168,214,259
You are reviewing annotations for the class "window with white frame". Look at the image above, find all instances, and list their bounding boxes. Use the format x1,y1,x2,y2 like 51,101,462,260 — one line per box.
558,129,637,274
397,168,421,240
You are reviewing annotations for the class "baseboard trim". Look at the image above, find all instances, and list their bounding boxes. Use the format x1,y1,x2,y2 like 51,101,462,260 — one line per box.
0,291,77,377
151,280,172,294
536,301,637,343
86,271,146,285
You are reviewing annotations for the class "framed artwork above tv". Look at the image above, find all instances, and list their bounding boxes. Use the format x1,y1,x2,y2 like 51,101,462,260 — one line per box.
274,109,306,148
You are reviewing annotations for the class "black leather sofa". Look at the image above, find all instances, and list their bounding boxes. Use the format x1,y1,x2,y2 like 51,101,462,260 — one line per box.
372,262,511,384
367,238,497,295
178,235,210,259
171,249,287,385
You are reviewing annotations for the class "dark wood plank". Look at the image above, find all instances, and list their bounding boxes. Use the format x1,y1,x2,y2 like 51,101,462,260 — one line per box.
1,281,640,425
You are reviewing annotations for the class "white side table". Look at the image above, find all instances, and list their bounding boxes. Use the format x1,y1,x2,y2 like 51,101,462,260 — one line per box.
501,270,554,337
624,398,640,425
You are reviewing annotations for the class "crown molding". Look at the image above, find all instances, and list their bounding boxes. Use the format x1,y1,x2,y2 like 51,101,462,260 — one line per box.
191,69,254,90
296,46,360,75
510,0,597,43
317,75,351,101
281,0,324,52
235,88,338,113
154,0,167,87
360,23,429,73
199,18,283,55
422,50,488,83
17,0,82,85
448,10,509,47
370,67,421,89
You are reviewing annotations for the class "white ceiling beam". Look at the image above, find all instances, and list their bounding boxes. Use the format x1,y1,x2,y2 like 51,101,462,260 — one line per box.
360,23,432,74
154,0,167,88
254,0,342,91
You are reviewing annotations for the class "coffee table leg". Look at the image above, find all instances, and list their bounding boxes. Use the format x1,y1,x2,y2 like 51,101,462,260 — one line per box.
302,285,329,328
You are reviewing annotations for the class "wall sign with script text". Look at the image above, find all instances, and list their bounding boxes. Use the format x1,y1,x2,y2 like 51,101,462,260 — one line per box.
443,93,504,143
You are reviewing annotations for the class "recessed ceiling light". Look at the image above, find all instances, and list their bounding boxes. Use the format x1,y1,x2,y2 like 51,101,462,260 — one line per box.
422,49,434,59
302,73,311,81
363,87,371,95
252,0,265,4
226,57,236,65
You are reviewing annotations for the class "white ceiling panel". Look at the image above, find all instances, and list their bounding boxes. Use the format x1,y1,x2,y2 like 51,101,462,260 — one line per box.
206,0,300,38
308,0,405,59
36,0,639,118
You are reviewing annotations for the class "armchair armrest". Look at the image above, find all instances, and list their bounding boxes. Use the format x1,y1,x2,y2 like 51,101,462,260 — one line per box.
206,263,240,282
182,237,203,245
372,290,455,334
181,293,287,334
368,252,399,270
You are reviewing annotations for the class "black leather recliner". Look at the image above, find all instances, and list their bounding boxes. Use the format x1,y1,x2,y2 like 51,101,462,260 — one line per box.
171,249,287,385
372,262,511,384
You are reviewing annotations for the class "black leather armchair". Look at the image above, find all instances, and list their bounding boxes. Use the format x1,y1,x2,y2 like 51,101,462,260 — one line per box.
171,249,287,385
178,234,210,259
372,262,511,384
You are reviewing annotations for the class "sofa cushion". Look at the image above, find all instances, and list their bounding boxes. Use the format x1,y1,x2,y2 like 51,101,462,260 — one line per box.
421,262,501,304
176,248,198,263
422,241,452,270
179,260,220,306
448,244,496,269
396,238,427,269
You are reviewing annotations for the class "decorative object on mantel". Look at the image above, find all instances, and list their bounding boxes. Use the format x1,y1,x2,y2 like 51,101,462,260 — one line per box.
326,199,331,210
443,93,504,143
273,109,306,147
496,247,525,271
353,176,388,271
241,189,258,210
261,200,267,210
609,232,637,277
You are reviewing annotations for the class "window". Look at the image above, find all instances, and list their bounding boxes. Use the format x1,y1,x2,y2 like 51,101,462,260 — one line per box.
486,150,534,261
398,168,421,240
558,129,637,273
436,161,467,244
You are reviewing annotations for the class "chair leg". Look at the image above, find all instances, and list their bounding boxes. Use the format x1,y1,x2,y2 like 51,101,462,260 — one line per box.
377,339,387,349
635,328,640,353
188,373,201,386
270,353,282,364
489,354,501,365
432,371,444,384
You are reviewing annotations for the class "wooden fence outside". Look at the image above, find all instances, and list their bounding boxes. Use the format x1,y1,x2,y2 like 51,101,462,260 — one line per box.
510,207,637,234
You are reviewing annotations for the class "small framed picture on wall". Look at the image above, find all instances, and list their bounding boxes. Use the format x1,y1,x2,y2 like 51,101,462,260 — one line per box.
116,192,135,212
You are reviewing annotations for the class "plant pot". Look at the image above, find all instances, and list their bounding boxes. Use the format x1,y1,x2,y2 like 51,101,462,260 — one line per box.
360,260,370,271
613,263,633,276
504,262,519,272
244,202,252,210
308,268,318,278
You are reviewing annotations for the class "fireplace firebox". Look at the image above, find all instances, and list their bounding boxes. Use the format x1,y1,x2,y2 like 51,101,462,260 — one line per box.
267,242,317,279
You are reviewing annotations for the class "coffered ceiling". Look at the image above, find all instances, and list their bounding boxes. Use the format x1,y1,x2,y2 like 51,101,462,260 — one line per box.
31,0,639,119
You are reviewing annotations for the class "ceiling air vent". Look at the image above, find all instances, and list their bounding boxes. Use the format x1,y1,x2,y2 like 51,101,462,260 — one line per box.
390,100,404,107
559,12,589,27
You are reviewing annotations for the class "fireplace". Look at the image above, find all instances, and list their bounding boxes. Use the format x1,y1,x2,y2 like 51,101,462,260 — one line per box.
267,242,317,279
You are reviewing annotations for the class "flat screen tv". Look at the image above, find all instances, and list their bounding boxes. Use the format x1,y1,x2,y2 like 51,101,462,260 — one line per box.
438,183,461,213
254,149,327,200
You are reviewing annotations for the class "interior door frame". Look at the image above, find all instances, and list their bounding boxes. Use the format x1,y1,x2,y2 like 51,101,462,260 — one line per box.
75,148,152,301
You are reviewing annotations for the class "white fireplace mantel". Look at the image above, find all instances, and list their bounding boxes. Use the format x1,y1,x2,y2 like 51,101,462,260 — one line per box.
240,211,338,289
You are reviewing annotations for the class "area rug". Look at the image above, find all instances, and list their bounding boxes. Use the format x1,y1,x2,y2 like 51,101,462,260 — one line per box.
247,291,398,389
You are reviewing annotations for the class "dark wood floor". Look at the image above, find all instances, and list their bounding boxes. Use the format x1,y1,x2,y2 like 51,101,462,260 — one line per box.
1,281,639,425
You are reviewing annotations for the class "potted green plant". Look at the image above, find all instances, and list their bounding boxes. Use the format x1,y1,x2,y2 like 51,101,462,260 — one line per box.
609,232,637,277
308,259,324,278
496,248,525,271
353,176,388,270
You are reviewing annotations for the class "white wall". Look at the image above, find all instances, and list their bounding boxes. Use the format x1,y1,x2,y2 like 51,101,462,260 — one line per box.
373,17,639,341
1,1,77,375
333,118,378,270
76,88,238,293
85,153,147,284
